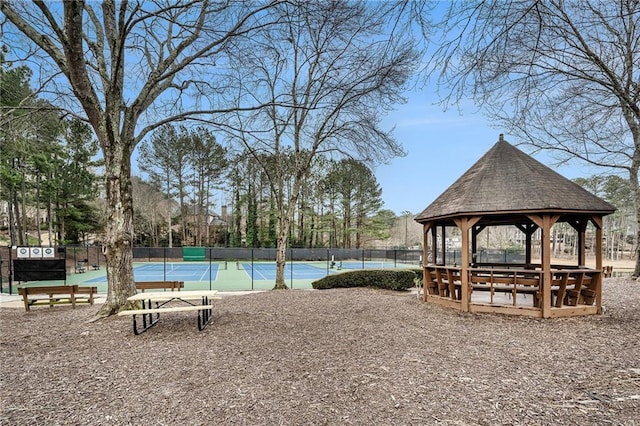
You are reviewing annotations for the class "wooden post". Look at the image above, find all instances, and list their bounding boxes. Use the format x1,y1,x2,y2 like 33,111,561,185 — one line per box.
515,223,538,268
422,224,432,302
454,216,481,312
577,219,587,267
431,226,437,264
527,214,559,318
471,226,478,266
592,216,604,314
471,225,485,267
440,225,446,265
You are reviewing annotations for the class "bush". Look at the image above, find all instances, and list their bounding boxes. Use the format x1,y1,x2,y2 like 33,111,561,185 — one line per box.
312,268,422,291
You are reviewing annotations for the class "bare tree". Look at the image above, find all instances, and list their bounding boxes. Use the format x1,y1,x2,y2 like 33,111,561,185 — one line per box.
425,1,640,274
186,127,227,246
219,0,416,288
138,125,185,248
1,0,281,314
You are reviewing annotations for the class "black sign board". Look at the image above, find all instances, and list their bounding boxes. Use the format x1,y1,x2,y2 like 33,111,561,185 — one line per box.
13,259,67,281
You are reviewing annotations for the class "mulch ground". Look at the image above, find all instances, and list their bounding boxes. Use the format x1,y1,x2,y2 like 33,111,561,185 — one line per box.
1,278,639,425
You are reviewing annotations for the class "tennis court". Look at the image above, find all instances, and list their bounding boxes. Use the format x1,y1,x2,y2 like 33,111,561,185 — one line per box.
83,262,222,283
72,261,324,291
1,246,424,295
3,247,422,294
238,262,332,280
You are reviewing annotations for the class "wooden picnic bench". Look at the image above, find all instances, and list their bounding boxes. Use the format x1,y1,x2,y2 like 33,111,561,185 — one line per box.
424,265,541,306
551,269,599,307
118,290,220,334
468,269,541,307
18,285,98,312
135,281,184,292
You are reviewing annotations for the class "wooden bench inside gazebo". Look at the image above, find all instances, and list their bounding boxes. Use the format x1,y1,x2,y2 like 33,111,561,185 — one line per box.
415,136,616,318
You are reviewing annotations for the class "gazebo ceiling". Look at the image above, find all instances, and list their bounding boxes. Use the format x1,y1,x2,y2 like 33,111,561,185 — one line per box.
415,135,616,224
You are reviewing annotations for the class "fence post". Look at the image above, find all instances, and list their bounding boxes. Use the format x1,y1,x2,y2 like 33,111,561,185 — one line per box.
163,247,167,281
326,249,330,276
8,246,13,295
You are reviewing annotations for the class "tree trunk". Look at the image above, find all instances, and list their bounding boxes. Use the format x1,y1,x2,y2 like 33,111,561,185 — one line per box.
20,168,28,244
97,143,137,316
47,184,54,246
36,175,42,245
274,221,290,290
8,188,17,246
166,175,173,248
634,181,640,277
628,129,640,276
13,192,23,246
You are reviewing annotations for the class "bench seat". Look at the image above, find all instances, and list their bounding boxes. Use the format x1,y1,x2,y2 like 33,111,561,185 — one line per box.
135,281,184,292
120,290,220,334
472,284,539,294
18,285,97,312
117,304,216,316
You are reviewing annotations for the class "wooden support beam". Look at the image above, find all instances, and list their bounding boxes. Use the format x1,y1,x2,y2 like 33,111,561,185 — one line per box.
567,218,589,266
453,216,481,312
591,215,604,314
516,223,538,267
422,224,431,302
431,226,437,264
471,225,486,266
440,225,446,265
527,214,559,318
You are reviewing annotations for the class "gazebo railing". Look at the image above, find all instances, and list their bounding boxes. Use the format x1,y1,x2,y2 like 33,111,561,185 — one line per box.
424,265,600,309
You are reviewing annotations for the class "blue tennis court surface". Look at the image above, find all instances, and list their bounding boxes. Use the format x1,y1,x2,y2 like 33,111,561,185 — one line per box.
338,261,399,269
240,263,329,280
83,263,219,283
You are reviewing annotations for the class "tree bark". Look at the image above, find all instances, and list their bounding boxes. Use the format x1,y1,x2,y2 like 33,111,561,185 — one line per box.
97,141,137,316
632,162,640,278
274,216,290,290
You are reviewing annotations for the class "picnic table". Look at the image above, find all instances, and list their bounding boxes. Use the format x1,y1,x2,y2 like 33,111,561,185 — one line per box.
118,290,220,335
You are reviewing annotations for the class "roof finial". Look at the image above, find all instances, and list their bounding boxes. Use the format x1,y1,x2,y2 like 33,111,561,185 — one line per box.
499,133,504,142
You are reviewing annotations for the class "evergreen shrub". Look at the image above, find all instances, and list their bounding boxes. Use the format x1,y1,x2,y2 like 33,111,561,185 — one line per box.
312,268,422,291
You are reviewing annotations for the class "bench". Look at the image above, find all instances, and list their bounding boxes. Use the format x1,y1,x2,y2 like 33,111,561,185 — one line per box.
135,281,184,292
552,269,599,307
75,262,86,273
91,263,100,270
424,266,462,299
18,285,98,312
425,265,541,306
469,270,541,306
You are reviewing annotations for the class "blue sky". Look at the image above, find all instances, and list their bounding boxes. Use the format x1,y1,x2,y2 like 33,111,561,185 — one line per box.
376,87,599,216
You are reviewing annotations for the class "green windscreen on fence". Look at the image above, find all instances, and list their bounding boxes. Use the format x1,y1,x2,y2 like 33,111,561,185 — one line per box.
183,247,206,261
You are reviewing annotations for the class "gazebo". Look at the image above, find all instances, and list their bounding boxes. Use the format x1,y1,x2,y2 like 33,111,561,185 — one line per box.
415,135,616,318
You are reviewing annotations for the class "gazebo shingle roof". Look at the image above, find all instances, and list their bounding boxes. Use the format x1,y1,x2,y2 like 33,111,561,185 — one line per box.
415,136,616,223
